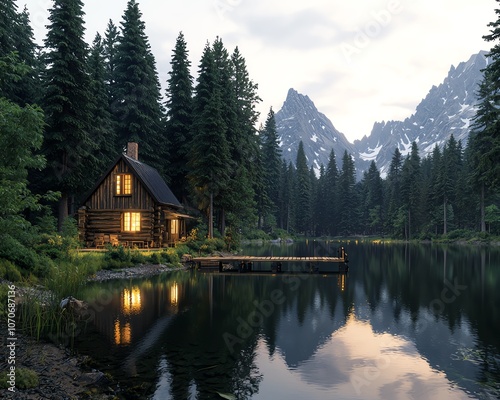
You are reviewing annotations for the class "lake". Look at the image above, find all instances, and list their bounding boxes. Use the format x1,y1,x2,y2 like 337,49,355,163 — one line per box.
77,241,500,399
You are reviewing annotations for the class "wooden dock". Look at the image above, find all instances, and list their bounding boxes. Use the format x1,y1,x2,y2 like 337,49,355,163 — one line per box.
191,251,349,274
191,255,347,263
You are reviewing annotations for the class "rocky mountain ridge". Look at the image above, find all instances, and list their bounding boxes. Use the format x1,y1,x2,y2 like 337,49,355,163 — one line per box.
274,51,489,178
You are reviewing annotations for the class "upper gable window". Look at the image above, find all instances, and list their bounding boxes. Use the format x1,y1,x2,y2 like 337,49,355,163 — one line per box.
116,174,132,195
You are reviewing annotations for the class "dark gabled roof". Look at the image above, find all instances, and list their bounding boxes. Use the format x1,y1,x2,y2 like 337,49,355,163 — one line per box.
81,154,181,208
122,155,181,207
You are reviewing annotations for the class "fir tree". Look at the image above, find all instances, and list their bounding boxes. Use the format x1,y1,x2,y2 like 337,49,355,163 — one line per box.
363,161,383,234
428,145,443,234
165,32,194,202
400,142,422,239
210,38,242,234
468,2,500,230
324,150,339,236
338,151,357,235
42,0,94,229
284,161,297,232
439,135,461,234
0,2,40,105
0,0,18,56
103,19,119,121
295,141,311,234
189,43,231,238
260,108,282,225
227,46,260,231
88,33,118,173
313,164,329,236
386,147,403,236
113,0,165,174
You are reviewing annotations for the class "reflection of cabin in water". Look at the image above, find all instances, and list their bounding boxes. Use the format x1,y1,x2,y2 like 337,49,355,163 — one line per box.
78,142,191,248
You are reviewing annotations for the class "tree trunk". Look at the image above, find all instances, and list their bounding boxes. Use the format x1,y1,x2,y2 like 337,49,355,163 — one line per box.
220,208,226,237
443,196,447,235
208,191,214,239
480,183,486,232
58,192,69,232
407,209,411,241
286,205,290,233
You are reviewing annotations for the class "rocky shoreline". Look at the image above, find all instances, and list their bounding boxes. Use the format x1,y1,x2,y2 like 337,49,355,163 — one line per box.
1,263,189,399
0,320,115,400
87,263,189,282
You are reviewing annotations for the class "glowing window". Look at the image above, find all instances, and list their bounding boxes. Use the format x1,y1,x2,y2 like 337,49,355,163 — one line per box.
123,212,141,232
170,219,179,234
116,174,132,195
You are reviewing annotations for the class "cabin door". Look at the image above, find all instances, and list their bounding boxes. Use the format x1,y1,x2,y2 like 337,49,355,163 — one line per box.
168,219,180,243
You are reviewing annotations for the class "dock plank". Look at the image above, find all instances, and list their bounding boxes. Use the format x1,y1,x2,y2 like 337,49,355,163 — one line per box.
191,255,347,264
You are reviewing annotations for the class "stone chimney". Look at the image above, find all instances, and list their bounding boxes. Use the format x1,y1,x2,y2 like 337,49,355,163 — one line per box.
127,142,139,160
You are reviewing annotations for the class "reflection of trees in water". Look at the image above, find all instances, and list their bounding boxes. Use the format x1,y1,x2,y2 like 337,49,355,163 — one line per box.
161,273,264,399
352,243,500,397
162,272,348,399
230,344,262,400
82,243,500,398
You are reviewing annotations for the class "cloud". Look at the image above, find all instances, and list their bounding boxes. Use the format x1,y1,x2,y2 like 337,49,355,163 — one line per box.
20,0,494,142
229,6,344,50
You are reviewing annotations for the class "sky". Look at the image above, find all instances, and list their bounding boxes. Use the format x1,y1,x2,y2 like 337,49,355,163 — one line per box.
20,0,495,142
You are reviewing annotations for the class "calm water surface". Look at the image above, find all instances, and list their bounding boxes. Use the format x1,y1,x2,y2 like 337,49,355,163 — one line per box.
78,241,500,399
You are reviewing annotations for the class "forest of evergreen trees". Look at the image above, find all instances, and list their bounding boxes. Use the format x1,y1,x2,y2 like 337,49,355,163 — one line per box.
1,0,500,274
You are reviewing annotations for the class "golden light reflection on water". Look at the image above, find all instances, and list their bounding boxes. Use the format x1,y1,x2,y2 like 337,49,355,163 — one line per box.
122,287,142,315
170,282,178,306
114,320,131,345
337,274,346,291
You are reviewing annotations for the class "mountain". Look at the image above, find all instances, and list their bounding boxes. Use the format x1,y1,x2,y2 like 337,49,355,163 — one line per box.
353,51,488,177
274,51,488,179
275,88,354,174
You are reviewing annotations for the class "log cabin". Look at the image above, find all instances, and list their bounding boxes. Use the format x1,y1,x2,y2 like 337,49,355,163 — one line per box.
78,142,190,248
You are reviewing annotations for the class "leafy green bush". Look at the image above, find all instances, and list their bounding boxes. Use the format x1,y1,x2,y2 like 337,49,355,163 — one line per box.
149,252,162,265
35,233,66,259
163,248,180,265
0,259,22,282
130,249,147,264
475,231,491,241
103,246,134,269
174,244,191,258
0,234,39,272
445,229,475,240
199,238,225,254
34,218,81,261
245,229,270,240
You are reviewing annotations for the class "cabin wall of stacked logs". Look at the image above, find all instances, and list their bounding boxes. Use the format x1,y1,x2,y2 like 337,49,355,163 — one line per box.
78,160,163,247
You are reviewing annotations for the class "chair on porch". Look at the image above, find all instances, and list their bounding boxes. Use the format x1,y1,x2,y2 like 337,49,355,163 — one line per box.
94,233,105,249
109,234,119,247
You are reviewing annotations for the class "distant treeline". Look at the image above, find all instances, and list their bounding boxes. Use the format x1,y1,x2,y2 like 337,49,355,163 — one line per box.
1,0,499,257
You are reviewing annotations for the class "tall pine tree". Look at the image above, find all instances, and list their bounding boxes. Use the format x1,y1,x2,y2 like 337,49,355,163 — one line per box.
324,150,339,236
42,0,94,229
88,33,118,174
189,43,231,238
295,141,311,234
165,32,194,202
112,0,165,174
338,151,357,235
260,108,282,227
0,2,40,105
400,142,422,239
